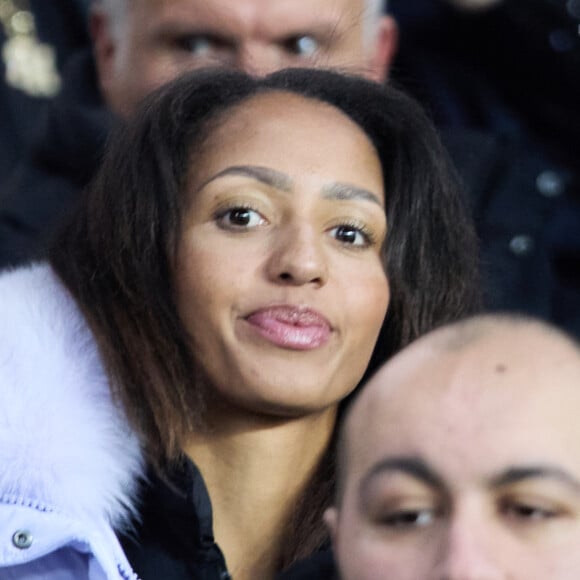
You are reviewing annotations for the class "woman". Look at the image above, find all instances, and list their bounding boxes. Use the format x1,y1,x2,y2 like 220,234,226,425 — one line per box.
0,67,479,579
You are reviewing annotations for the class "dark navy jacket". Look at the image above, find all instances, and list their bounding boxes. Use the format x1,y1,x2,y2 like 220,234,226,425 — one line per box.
0,49,113,267
391,0,580,338
0,0,89,181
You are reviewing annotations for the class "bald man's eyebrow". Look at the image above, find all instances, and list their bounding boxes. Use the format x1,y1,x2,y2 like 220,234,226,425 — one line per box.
196,165,293,192
490,465,580,493
322,183,383,207
360,456,445,498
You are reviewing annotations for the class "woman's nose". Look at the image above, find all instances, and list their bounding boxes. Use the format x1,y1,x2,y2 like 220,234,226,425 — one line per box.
266,223,329,287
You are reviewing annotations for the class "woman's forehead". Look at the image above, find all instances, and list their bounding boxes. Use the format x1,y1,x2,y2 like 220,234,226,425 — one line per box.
188,91,383,194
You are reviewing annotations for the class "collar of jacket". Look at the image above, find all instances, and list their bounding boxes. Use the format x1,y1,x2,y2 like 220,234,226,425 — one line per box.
0,262,145,530
121,460,231,580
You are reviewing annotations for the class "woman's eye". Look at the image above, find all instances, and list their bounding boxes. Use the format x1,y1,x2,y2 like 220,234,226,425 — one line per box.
217,207,266,229
330,224,370,247
381,509,436,529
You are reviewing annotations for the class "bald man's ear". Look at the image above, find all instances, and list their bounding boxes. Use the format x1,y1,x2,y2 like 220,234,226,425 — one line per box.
89,6,117,101
323,506,339,545
367,15,398,83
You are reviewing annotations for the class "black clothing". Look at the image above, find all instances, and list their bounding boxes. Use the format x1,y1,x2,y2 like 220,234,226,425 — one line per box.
441,129,580,338
276,551,337,580
390,0,580,146
0,0,90,181
0,49,114,267
120,461,231,580
391,0,580,338
121,460,333,580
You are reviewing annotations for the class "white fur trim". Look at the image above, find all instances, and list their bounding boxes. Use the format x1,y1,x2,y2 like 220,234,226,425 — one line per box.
0,264,144,529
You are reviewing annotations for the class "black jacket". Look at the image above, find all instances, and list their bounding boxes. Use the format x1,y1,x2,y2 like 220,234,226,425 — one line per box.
120,462,231,580
0,49,114,267
121,460,335,580
0,0,90,181
391,0,580,338
442,129,580,338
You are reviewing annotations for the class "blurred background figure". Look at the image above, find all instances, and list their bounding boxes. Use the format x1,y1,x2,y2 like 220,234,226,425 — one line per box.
390,0,580,338
0,0,89,179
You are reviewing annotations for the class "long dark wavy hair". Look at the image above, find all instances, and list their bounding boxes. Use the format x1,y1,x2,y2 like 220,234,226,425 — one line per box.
49,67,480,568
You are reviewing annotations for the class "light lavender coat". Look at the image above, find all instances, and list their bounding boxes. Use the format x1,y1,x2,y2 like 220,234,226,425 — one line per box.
0,264,145,579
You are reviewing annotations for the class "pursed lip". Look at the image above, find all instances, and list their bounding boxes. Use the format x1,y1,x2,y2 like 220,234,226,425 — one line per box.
243,305,332,351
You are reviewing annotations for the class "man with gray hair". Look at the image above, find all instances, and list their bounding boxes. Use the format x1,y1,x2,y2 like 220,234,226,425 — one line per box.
91,0,395,115
0,0,397,267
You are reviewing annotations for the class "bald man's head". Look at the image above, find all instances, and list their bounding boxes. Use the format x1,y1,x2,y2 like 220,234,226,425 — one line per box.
336,315,580,499
327,315,580,580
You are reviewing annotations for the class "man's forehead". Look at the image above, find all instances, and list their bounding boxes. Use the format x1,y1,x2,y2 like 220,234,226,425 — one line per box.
135,0,365,16
346,319,580,451
131,0,371,46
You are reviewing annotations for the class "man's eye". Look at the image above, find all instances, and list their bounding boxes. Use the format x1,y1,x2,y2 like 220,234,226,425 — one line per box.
177,35,223,56
381,509,436,529
284,35,319,56
217,207,265,229
188,36,213,55
501,501,559,522
329,224,371,247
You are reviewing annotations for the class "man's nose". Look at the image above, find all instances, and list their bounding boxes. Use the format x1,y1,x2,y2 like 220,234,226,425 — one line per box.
235,41,285,76
266,222,329,287
434,510,506,580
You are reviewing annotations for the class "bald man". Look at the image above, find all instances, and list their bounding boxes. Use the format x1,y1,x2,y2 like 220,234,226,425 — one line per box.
326,315,580,579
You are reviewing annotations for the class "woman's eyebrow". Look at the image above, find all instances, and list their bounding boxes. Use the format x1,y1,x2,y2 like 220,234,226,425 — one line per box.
197,165,293,192
489,465,580,493
322,183,383,207
198,165,382,206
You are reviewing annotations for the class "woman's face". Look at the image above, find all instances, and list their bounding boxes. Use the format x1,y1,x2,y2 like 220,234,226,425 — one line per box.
174,92,389,417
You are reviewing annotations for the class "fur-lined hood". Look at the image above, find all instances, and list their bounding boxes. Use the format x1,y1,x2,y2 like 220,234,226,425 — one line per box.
0,263,144,530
